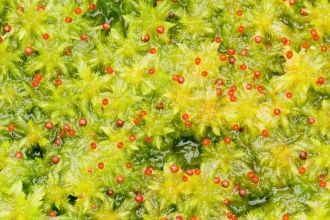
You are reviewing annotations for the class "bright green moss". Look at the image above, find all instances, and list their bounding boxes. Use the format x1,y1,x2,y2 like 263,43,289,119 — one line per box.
0,0,330,219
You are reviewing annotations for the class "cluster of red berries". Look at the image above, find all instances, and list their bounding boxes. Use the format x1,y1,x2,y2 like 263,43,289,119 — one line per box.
181,113,193,128
319,174,327,188
226,211,238,220
247,171,260,184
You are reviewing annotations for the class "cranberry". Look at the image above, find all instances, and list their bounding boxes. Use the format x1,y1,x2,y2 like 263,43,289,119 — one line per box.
107,189,114,196
135,195,144,203
79,118,87,126
102,23,110,30
45,122,54,130
299,152,307,160
239,189,247,197
116,176,124,183
156,26,164,34
52,156,59,164
116,119,124,127
170,164,179,173
202,138,211,146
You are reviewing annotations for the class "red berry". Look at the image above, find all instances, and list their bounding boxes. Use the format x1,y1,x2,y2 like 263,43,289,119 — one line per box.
257,85,264,92
240,64,247,70
252,177,259,184
319,174,326,181
274,108,281,115
247,172,255,179
68,129,75,136
262,130,269,137
222,180,229,188
202,138,211,146
299,152,308,160
246,84,252,90
150,48,156,54
45,122,54,130
32,80,39,87
37,5,45,11
186,169,193,176
80,34,88,41
170,164,179,173
234,184,240,191
216,88,223,96
176,216,183,220
195,57,201,65
182,113,189,120
139,110,147,117
172,74,179,81
98,162,104,169
237,9,243,16
79,118,87,126
302,41,309,49
254,70,261,79
48,210,56,218
107,189,114,196
213,177,220,184
281,37,288,45
224,199,231,206
229,95,236,102
226,212,233,219
91,204,96,209
182,176,188,182
75,8,82,14
52,156,59,164
299,167,306,175
308,118,315,124
168,12,175,18
129,134,136,142
286,92,293,98
102,98,108,105
185,121,192,128
201,71,208,77
116,176,124,183
145,137,152,143
148,68,155,74
228,48,235,55
117,142,124,148
135,195,144,203
15,152,22,159
238,25,245,33
78,194,83,198
90,142,97,149
64,48,71,56
58,131,65,138
156,26,164,34
43,33,50,40
17,6,24,12
65,17,72,23
134,118,140,125
0,37,2,43
320,181,327,188
89,3,96,10
282,214,289,220
102,23,110,30
286,51,293,59
300,9,307,16
215,36,221,43
224,136,231,144
116,119,124,127
289,0,296,5
233,124,239,130
63,124,70,131
106,67,114,74
126,163,132,169
310,29,317,36
144,167,153,176
241,48,248,56
239,189,247,197
318,77,325,85
8,124,15,131
194,168,201,175
4,25,11,32
220,54,227,61
321,45,328,52
88,168,92,172
25,47,33,55
254,36,262,43
215,78,224,86
313,35,320,41
178,76,185,84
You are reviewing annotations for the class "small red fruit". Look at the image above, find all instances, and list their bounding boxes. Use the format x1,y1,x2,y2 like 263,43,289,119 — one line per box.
320,181,327,188
116,119,124,127
126,163,132,168
321,45,328,52
237,9,243,16
262,129,269,137
45,122,54,130
247,172,255,179
299,152,308,160
194,168,201,175
43,33,50,40
116,176,124,183
15,152,23,159
222,180,229,188
65,17,72,23
238,25,245,33
202,138,211,146
75,8,82,14
201,71,208,77
91,204,96,209
64,48,71,56
63,124,70,131
80,34,88,41
228,48,235,55
148,68,155,74
88,168,92,173
213,177,220,184
227,212,233,219
48,210,56,218
182,176,188,182
102,98,108,105
224,136,231,144
286,51,293,59
134,117,140,125
178,76,185,84
286,92,293,98
302,41,309,49
246,84,253,90
319,174,326,181
274,108,281,115
240,64,247,70
117,142,124,148
102,23,110,30
186,169,193,176
254,36,262,43
144,167,153,176
129,134,136,142
215,36,221,43
156,26,164,34
32,80,39,87
89,4,96,10
282,214,289,220
37,5,45,11
98,162,104,169
106,67,114,74
252,177,259,184
68,129,75,136
107,189,114,196
52,156,59,164
17,6,24,12
170,164,179,173
233,124,239,130
220,54,227,61
79,118,87,126
195,57,201,65
308,118,315,124
150,48,156,54
25,47,33,55
299,167,306,175
4,25,11,32
90,142,97,149
182,113,189,120
135,195,144,203
8,124,15,131
239,189,247,197
139,110,147,117
224,199,231,206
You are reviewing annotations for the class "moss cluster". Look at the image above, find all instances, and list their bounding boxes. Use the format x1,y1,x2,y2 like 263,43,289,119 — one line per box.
0,0,330,219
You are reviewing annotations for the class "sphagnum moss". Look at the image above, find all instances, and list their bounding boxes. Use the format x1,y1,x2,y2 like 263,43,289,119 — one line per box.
0,0,330,219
